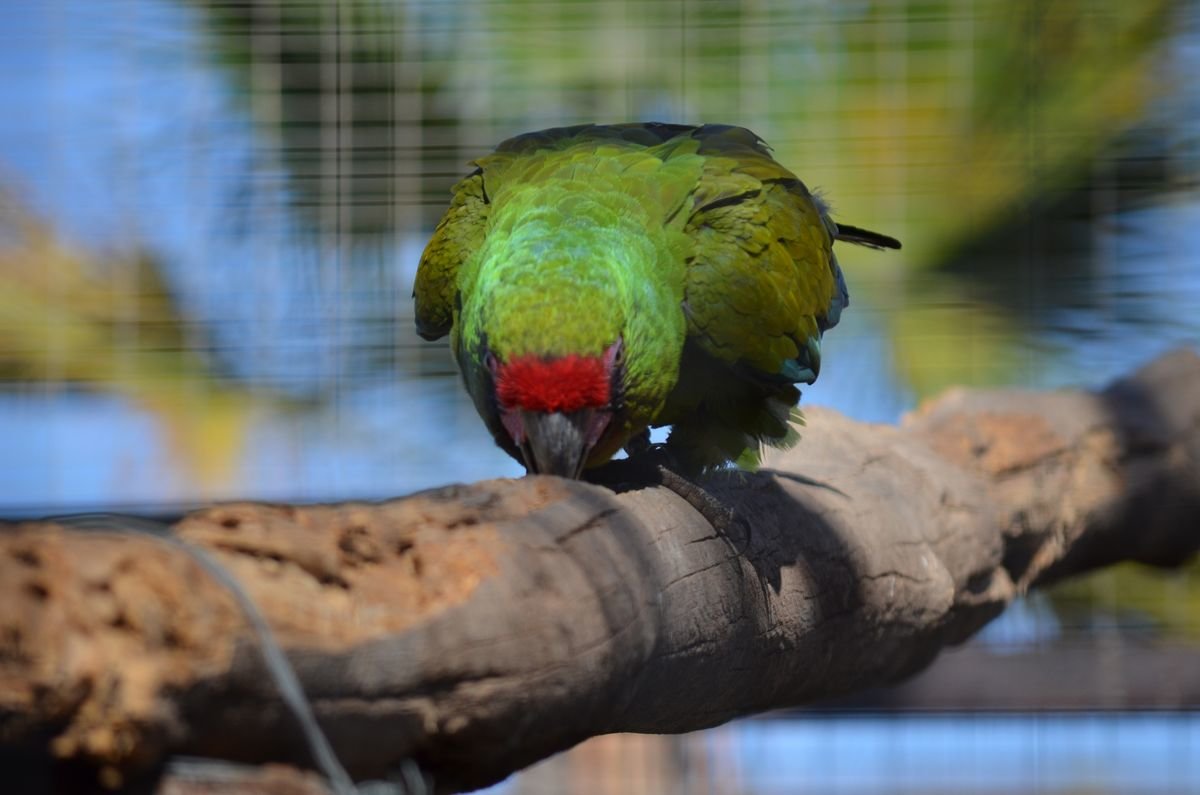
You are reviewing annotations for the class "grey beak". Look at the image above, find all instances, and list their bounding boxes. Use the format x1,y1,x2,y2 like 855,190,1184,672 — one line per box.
520,410,593,479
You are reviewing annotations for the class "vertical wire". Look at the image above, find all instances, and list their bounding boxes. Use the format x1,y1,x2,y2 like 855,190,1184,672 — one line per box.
44,0,68,502
319,0,341,492
250,0,283,407
395,0,423,468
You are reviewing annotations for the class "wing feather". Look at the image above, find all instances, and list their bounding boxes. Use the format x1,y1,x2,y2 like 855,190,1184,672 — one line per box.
413,168,490,341
656,124,854,470
682,128,843,384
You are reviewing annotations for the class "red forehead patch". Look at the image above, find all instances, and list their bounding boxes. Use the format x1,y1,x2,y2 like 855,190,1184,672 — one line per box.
496,354,611,413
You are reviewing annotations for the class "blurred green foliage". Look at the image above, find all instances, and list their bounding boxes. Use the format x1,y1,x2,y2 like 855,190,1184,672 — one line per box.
1048,563,1200,640
0,191,262,490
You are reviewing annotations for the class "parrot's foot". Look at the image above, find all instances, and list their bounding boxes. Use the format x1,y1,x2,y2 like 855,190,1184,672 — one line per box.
586,442,743,540
622,428,653,457
653,464,741,538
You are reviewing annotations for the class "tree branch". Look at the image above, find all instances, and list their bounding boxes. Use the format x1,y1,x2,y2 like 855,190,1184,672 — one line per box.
2,349,1198,793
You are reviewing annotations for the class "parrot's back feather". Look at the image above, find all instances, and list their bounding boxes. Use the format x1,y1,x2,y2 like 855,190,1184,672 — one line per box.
414,122,900,474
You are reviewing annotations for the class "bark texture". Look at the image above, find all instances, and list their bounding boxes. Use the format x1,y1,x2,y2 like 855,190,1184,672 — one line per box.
1,348,1198,793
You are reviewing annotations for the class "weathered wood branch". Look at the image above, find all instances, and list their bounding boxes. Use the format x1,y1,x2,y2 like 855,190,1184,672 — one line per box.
2,349,1199,793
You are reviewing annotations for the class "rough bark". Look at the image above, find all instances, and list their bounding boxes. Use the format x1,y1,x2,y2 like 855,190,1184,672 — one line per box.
1,348,1198,794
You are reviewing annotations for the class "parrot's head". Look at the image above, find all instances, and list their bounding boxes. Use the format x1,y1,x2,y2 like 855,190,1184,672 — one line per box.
454,199,687,479
480,336,625,479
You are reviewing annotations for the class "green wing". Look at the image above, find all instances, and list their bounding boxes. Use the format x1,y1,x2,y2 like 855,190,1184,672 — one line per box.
413,166,489,341
682,125,845,384
657,125,854,471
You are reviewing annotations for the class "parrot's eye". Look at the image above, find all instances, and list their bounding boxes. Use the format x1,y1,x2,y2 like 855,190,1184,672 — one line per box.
484,351,499,375
606,337,625,369
605,338,626,413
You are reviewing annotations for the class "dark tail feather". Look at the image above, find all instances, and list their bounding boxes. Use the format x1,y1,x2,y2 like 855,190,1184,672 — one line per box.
836,223,902,250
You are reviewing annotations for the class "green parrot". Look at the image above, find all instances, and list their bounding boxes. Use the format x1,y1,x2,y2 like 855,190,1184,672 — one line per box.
414,123,898,478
